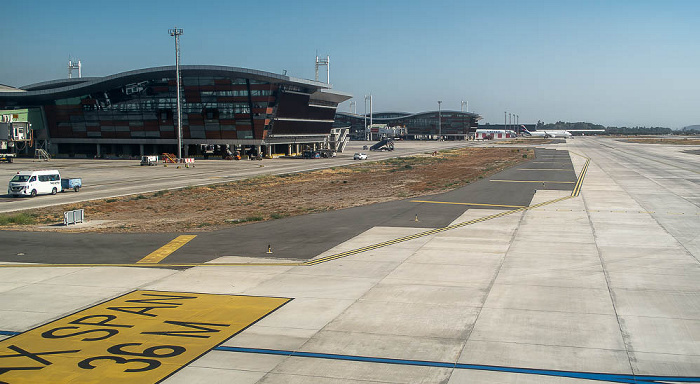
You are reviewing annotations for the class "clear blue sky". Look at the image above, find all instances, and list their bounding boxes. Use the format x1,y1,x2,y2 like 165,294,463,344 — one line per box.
2,0,698,128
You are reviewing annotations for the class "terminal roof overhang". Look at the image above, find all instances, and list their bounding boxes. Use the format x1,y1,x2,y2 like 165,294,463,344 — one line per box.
0,65,352,104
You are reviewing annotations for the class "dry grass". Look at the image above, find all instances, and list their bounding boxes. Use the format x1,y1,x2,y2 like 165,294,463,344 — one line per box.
3,147,533,233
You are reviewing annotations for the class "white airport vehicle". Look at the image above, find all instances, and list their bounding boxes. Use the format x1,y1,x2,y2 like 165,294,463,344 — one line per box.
140,155,159,166
353,153,368,160
8,170,62,197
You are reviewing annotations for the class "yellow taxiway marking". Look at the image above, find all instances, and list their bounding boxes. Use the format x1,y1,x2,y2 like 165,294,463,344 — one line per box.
411,200,526,208
0,196,580,269
137,235,197,264
490,180,576,184
532,161,569,164
306,195,574,266
0,290,290,384
0,262,304,268
0,152,595,270
571,157,590,197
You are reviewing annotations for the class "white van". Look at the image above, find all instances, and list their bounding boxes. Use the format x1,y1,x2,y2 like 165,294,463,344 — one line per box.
8,170,62,197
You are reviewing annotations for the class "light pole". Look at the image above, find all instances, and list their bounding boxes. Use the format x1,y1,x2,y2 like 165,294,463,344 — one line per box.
364,95,368,140
437,100,442,140
168,27,184,161
369,94,373,140
504,111,507,130
460,100,469,139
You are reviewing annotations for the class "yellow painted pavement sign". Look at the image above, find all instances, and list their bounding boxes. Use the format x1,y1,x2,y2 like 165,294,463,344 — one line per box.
137,235,197,264
0,290,290,383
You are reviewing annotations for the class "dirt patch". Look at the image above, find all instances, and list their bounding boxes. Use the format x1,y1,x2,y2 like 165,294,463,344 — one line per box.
3,147,533,233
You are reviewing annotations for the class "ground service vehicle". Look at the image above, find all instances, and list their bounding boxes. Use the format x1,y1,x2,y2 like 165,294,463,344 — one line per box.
0,116,32,163
370,139,394,151
354,153,368,160
61,178,82,192
8,170,62,197
140,155,159,166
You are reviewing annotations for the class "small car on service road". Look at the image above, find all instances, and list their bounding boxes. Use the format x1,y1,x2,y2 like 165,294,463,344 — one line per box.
353,153,368,160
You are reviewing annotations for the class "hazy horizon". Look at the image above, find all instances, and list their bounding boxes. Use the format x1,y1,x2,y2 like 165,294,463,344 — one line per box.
1,0,697,128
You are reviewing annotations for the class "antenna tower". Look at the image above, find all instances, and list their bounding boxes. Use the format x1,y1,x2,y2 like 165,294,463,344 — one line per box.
68,56,82,78
315,54,330,84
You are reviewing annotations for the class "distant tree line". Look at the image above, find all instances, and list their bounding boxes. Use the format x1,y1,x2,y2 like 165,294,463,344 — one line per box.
534,121,694,135
537,121,606,131
605,126,673,135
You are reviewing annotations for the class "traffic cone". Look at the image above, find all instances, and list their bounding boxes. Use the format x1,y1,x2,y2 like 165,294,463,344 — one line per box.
415,214,419,222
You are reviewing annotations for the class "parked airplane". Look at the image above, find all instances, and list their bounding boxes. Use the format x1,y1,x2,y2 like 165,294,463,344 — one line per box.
521,126,605,138
522,127,572,138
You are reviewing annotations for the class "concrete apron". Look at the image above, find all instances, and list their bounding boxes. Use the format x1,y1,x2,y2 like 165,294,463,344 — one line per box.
0,145,698,383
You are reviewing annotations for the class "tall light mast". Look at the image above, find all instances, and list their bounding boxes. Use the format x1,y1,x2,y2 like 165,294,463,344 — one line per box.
369,94,373,138
169,27,184,161
364,95,368,140
437,100,442,140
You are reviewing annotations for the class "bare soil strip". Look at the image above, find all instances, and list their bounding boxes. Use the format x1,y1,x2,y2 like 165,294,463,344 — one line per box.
2,147,533,233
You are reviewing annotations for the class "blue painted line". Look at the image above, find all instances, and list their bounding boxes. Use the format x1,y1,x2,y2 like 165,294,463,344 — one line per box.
0,329,697,383
215,346,700,384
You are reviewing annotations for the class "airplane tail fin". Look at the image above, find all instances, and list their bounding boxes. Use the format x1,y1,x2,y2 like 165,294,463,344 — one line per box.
521,126,531,135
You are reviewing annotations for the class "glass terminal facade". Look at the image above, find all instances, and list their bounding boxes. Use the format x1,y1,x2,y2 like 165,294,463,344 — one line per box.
0,66,351,157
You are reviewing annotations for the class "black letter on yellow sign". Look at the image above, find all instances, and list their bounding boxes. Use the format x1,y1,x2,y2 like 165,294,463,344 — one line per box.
141,321,230,338
0,345,80,375
106,305,178,317
70,314,133,329
42,327,118,341
125,293,197,306
77,343,186,373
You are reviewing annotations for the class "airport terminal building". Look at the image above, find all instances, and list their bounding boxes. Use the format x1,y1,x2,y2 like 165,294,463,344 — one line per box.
0,66,352,157
334,111,482,140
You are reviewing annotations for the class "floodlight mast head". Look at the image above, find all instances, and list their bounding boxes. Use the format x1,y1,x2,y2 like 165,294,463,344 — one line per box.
68,56,82,79
169,28,184,37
